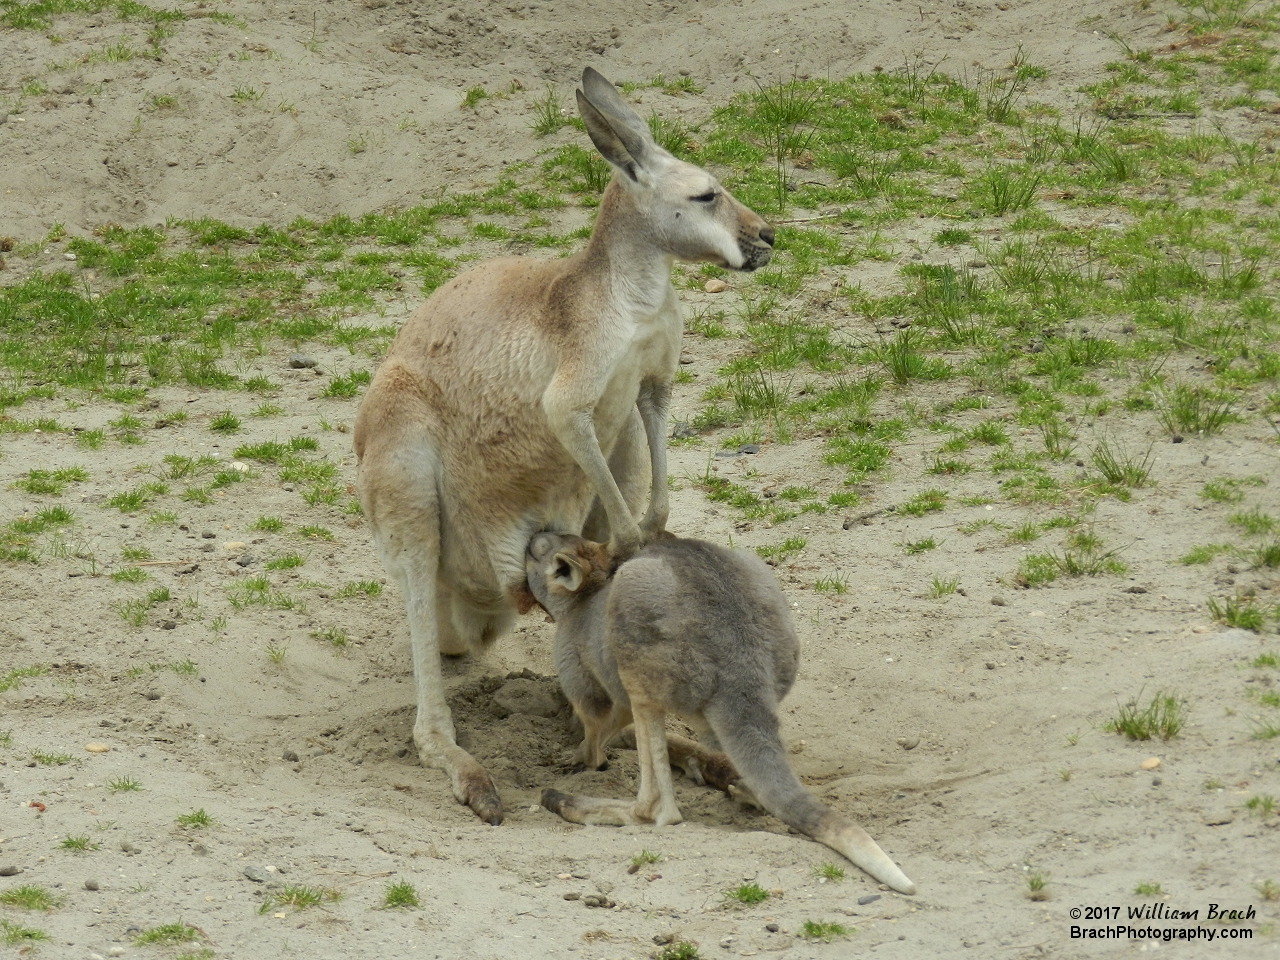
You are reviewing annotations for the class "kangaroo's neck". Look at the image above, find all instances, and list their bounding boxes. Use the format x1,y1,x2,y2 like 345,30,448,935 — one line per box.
575,180,675,314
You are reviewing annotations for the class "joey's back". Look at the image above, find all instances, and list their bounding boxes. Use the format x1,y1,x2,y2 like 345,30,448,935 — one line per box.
606,538,800,713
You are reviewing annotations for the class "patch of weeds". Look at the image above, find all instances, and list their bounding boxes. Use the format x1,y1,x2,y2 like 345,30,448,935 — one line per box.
1252,720,1280,741
76,428,106,449
321,369,371,398
1181,543,1231,564
110,567,149,583
1245,795,1276,817
0,885,60,910
259,884,339,913
531,85,568,136
265,553,304,571
929,575,960,598
31,750,74,766
756,537,806,563
176,809,215,829
827,491,859,508
656,942,702,960
904,537,938,554
107,775,142,793
298,525,334,541
1207,593,1269,631
107,481,167,513
1155,383,1237,438
134,922,202,946
813,862,844,882
60,834,98,851
1008,521,1040,543
310,626,349,650
336,579,381,599
0,919,50,947
0,665,46,692
897,489,947,517
1134,880,1163,896
1027,871,1050,901
800,920,850,942
14,466,88,496
1257,880,1280,902
209,411,241,433
813,573,849,594
1090,435,1153,487
1105,691,1185,741
723,882,770,906
1201,476,1265,503
383,880,421,909
253,515,285,532
1229,506,1275,537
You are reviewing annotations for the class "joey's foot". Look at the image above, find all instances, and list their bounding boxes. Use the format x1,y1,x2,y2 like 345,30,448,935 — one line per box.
697,753,740,793
728,781,763,810
540,788,571,817
571,760,608,774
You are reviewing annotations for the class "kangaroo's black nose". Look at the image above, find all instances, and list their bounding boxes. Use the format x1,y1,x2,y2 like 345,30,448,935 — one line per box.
759,225,775,247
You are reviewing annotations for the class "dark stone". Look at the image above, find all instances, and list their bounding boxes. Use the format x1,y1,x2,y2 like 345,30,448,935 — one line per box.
737,443,759,454
282,750,299,762
858,894,881,905
288,354,318,369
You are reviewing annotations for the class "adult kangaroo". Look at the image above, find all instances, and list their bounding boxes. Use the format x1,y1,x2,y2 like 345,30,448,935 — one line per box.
353,68,774,824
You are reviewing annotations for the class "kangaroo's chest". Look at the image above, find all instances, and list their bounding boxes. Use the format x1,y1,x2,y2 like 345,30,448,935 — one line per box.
594,300,680,424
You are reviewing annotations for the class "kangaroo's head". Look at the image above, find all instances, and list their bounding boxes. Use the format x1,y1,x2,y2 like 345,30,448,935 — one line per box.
577,67,774,272
525,532,613,620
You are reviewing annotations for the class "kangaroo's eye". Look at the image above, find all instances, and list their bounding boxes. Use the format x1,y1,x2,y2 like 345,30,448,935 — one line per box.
692,191,717,203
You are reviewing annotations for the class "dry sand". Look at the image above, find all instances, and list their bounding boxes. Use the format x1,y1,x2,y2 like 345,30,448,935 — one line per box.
2,1,1279,958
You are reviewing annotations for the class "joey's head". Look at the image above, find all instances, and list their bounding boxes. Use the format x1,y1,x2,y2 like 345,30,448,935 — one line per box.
525,532,613,620
576,67,773,273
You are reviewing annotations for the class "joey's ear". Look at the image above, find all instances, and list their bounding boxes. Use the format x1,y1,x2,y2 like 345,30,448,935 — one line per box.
550,551,589,594
577,68,654,180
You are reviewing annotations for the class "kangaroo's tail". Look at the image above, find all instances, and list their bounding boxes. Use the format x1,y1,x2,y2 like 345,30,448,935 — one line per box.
708,699,916,895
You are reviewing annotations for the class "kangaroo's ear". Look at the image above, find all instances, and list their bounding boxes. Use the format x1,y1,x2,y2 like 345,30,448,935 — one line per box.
550,551,589,594
577,68,655,182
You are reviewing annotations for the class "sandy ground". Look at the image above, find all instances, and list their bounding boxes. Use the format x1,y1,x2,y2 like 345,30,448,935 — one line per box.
3,1,1280,958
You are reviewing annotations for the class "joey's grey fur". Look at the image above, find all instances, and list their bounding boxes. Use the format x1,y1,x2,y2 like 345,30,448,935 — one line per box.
526,532,916,895
353,68,773,825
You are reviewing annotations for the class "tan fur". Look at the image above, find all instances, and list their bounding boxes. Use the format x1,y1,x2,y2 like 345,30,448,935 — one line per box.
352,68,773,824
527,533,916,895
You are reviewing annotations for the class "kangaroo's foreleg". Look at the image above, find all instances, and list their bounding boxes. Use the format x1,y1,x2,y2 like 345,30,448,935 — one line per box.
636,378,671,539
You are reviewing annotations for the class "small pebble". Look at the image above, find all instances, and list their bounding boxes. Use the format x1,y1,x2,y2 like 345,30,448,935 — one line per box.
243,865,271,883
282,750,299,762
288,353,318,369
201,531,215,539
765,922,780,933
223,541,247,552
859,894,882,905
990,595,1007,606
145,691,161,701
737,443,759,455
1140,757,1161,771
85,743,110,753
109,949,125,958
704,278,728,293
563,891,580,901
0,865,20,876
896,737,920,750
235,554,255,568
85,879,100,890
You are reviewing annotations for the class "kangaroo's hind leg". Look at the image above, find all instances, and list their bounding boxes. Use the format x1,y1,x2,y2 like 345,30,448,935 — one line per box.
359,431,504,825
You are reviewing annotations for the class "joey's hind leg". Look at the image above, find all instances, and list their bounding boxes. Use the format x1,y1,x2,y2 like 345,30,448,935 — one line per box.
572,701,633,772
665,734,739,792
540,790,644,827
631,703,682,827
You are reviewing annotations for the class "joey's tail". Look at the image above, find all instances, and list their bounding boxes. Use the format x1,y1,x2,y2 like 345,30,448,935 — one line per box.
708,701,916,895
